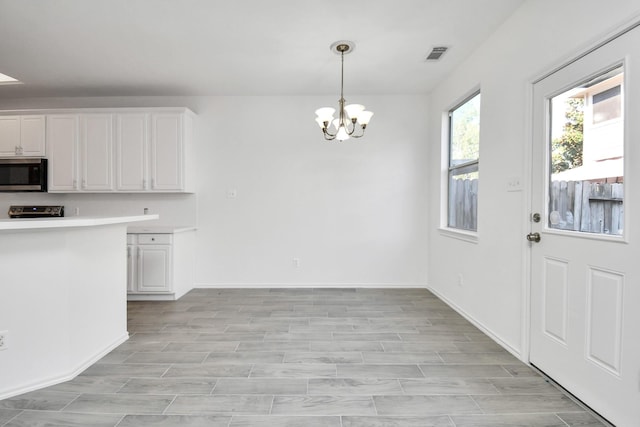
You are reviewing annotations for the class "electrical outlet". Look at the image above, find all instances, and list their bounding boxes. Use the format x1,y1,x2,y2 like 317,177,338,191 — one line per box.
0,331,8,350
292,258,300,268
458,274,464,286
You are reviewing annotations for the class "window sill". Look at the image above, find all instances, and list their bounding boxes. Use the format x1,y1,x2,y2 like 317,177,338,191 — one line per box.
438,227,479,244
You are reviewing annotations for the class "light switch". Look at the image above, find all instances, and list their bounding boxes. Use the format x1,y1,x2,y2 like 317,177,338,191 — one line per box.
226,189,237,199
507,176,523,192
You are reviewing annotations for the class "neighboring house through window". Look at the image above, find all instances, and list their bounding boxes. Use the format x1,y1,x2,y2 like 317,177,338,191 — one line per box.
448,92,480,232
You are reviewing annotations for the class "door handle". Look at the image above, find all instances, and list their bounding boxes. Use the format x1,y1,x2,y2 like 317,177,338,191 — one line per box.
526,232,541,243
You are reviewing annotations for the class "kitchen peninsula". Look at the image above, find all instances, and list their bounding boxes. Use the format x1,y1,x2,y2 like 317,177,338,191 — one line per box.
0,214,158,399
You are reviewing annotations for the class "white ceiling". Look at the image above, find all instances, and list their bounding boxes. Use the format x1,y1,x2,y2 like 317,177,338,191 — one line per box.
0,0,524,98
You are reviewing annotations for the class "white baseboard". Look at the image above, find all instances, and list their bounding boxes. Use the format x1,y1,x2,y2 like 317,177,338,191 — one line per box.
0,332,129,401
425,285,524,361
127,293,176,301
193,282,429,289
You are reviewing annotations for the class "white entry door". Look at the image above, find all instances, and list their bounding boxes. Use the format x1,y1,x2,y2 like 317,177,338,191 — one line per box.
530,25,640,427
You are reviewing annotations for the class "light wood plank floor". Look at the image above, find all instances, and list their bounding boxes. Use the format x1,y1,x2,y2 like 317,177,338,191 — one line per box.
0,288,608,426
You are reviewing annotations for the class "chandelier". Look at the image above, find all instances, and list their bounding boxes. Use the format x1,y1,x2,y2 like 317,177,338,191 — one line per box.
315,41,373,141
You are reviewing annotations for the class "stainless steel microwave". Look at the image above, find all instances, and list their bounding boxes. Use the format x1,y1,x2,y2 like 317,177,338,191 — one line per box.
0,158,48,192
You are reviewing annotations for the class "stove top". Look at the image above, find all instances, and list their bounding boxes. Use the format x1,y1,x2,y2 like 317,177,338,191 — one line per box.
8,205,64,218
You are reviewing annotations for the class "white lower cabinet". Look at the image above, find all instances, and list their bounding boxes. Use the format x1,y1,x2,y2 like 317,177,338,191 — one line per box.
127,228,195,300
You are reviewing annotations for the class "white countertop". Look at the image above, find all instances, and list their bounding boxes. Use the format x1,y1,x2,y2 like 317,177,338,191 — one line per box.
0,214,159,231
127,225,197,234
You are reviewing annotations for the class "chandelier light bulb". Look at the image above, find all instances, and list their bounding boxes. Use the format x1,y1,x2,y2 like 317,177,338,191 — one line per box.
357,110,374,126
336,125,350,141
315,117,327,128
344,104,365,120
315,107,335,124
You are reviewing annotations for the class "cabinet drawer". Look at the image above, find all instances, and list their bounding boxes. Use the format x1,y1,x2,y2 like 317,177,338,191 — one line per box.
137,234,172,245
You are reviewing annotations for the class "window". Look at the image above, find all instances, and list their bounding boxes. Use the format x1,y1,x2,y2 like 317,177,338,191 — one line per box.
448,92,480,231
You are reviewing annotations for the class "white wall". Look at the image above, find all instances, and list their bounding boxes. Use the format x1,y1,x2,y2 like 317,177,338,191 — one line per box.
426,0,640,356
0,94,429,288
195,95,428,286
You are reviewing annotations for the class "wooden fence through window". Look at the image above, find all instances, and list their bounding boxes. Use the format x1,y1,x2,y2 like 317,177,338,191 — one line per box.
549,180,624,235
448,179,623,235
449,178,478,231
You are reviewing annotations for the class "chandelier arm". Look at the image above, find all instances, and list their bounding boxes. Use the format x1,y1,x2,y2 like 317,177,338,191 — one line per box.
323,127,337,140
345,118,359,136
350,122,368,138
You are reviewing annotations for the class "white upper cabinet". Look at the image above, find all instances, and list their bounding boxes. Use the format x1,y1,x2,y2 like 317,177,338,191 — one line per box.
81,114,113,191
151,113,184,191
117,113,148,191
47,115,79,191
0,115,46,157
20,116,46,156
117,110,194,192
39,107,194,193
0,117,20,156
47,113,114,192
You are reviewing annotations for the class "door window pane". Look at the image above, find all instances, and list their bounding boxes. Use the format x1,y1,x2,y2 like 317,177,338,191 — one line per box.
549,67,624,235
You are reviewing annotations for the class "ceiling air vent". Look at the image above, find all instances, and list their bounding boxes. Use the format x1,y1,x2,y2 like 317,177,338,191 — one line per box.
426,46,448,61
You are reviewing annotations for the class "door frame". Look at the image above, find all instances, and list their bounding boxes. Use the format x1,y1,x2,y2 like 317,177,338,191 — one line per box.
522,16,640,363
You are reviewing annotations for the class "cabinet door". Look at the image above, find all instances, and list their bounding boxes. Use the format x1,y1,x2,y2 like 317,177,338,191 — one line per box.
127,244,137,293
47,115,79,191
150,113,183,191
117,114,148,191
20,116,46,156
137,245,172,293
81,114,113,191
0,116,20,156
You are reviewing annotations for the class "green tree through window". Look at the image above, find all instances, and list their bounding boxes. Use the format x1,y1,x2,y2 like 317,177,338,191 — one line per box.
552,98,584,174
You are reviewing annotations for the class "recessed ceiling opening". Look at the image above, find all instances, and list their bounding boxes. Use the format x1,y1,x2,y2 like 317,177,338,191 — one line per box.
0,72,21,84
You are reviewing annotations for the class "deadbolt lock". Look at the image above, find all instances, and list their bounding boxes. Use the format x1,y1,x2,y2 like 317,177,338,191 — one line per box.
532,213,541,223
